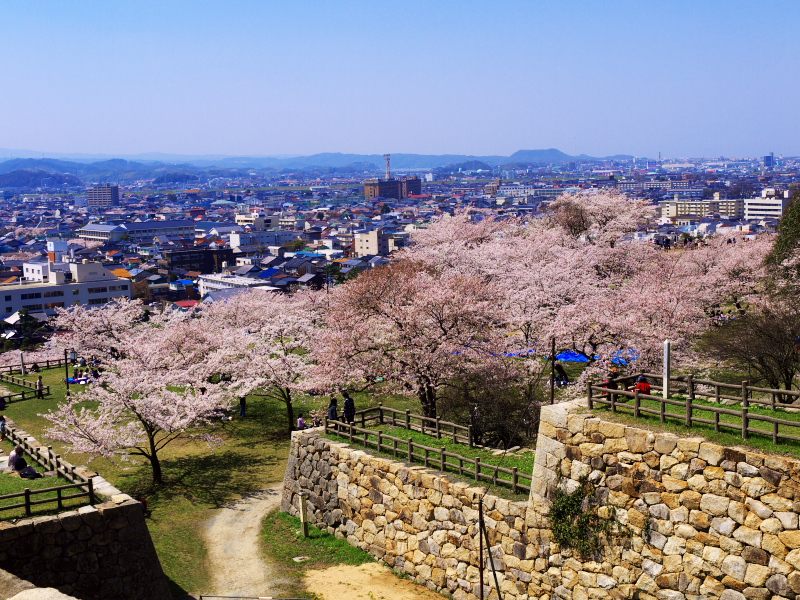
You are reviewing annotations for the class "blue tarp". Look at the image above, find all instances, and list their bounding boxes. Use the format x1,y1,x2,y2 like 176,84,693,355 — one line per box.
556,350,590,363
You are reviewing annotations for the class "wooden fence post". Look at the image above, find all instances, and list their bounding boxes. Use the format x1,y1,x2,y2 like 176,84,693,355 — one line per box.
468,425,474,448
741,381,749,440
88,478,95,505
587,381,594,409
435,417,441,439
324,417,328,434
378,402,384,425
407,438,413,462
686,375,694,428
24,488,31,516
440,447,446,471
512,467,519,494
377,431,383,453
405,410,411,431
475,457,481,482
299,492,309,538
634,390,640,418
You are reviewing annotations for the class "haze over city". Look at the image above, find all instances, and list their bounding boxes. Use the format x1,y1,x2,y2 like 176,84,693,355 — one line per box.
2,0,799,158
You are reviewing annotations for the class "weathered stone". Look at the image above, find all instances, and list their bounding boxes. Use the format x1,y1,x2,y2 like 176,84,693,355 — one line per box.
700,494,730,516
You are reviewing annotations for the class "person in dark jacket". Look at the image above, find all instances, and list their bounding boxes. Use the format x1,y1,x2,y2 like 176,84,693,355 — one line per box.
327,398,339,422
342,391,356,424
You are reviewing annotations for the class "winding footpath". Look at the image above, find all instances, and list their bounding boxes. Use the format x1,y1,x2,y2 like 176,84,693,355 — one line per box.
202,484,289,597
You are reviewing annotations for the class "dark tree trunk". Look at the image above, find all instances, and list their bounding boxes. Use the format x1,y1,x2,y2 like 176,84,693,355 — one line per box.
418,382,437,419
283,388,295,433
147,432,163,485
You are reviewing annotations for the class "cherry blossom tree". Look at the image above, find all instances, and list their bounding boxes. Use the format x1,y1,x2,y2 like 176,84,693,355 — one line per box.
44,299,228,484
313,260,503,418
201,290,322,432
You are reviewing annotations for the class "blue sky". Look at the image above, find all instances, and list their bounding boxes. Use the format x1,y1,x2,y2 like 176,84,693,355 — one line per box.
1,1,798,158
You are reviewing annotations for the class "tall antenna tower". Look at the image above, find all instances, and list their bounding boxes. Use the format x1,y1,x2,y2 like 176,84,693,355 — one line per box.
383,154,391,180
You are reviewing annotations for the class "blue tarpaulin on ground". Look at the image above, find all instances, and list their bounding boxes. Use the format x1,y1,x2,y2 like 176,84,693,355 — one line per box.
556,350,590,363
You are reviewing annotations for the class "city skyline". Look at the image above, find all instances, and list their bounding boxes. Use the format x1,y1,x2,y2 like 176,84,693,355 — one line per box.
2,0,799,157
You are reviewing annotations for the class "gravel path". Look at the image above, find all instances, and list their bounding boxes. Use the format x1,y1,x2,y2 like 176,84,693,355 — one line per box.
203,484,289,597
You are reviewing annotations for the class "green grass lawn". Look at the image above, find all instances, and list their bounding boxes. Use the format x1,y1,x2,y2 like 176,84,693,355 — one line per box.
260,511,373,598
594,392,800,458
327,423,534,501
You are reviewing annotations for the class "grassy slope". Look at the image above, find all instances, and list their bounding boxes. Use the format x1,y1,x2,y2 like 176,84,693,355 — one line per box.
260,512,374,598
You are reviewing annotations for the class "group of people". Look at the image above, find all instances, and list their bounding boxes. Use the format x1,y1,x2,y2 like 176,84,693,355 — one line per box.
295,391,356,431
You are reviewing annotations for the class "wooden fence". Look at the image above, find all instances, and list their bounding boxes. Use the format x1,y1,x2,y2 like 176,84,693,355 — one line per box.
0,389,48,407
0,424,96,518
0,480,95,517
349,405,475,446
324,418,530,495
0,372,50,395
0,358,70,374
588,373,800,445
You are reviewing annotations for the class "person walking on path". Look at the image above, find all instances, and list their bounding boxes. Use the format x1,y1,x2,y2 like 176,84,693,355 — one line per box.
342,391,355,424
554,362,569,387
35,375,44,399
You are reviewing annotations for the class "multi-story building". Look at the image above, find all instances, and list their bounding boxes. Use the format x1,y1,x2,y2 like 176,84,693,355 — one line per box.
86,184,119,208
353,228,408,257
76,220,196,244
197,274,277,297
744,189,792,221
363,177,422,200
229,230,302,252
162,248,235,274
659,194,744,219
234,212,280,231
0,261,131,316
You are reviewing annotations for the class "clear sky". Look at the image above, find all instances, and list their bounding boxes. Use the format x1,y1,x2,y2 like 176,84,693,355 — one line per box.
1,0,798,158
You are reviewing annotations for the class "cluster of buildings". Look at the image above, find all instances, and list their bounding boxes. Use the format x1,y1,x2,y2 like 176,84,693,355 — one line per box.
0,151,796,343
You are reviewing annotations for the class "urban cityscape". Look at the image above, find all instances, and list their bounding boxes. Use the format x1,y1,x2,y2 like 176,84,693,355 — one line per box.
1,2,800,600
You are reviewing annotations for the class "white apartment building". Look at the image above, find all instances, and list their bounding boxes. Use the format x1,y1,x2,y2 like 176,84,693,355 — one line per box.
744,189,792,221
197,274,277,297
353,229,408,257
229,230,302,252
0,261,131,316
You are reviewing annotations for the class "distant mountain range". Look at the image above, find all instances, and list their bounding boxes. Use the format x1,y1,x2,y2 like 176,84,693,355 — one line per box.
0,148,636,187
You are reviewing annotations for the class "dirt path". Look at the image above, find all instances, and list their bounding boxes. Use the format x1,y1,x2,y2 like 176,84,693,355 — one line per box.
203,484,290,597
305,563,446,600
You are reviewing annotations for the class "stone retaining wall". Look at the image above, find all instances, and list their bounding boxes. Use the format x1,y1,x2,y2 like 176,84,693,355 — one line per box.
0,426,170,600
282,401,800,600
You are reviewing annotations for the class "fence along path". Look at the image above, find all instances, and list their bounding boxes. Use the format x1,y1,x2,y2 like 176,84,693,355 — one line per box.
0,423,96,517
589,372,800,445
324,415,530,495
351,404,475,446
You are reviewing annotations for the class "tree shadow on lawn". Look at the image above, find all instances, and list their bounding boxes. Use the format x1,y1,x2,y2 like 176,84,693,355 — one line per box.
121,450,280,509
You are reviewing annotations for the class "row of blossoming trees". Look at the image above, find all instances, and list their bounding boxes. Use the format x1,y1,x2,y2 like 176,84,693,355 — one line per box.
40,191,775,483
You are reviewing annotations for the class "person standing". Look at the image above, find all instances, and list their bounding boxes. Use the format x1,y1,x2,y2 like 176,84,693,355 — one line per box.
327,398,339,422
296,413,306,430
343,391,355,424
35,375,44,399
239,396,247,418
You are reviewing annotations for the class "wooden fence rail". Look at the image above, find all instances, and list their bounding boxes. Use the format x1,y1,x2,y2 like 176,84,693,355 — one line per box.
0,480,95,517
0,424,96,518
324,418,529,495
0,372,50,395
0,358,70,374
351,405,475,447
588,381,800,445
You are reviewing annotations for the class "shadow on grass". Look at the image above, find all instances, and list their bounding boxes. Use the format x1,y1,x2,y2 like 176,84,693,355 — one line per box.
121,450,279,509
